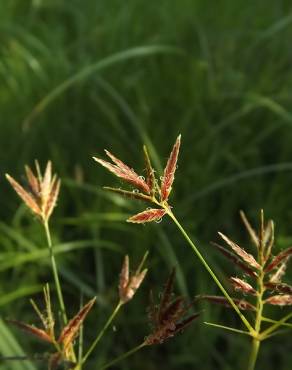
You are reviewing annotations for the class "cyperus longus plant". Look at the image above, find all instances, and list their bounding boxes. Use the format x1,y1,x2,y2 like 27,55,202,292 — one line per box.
199,211,292,370
93,135,292,369
98,268,199,370
6,161,67,325
7,285,95,369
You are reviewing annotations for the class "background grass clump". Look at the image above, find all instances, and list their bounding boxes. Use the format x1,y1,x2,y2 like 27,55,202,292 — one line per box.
1,0,292,369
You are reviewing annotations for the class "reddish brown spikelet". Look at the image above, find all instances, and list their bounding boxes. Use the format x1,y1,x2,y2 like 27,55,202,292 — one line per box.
263,220,274,260
218,232,260,269
265,294,292,306
143,145,156,194
104,187,152,202
145,269,198,346
211,242,257,278
173,313,200,332
240,210,259,248
160,297,185,324
158,268,176,322
45,177,61,220
160,134,181,202
230,277,256,295
265,282,292,294
58,297,96,350
41,161,52,203
264,247,292,273
5,174,42,216
119,255,130,296
127,208,166,224
93,150,150,194
198,295,256,311
7,319,53,343
269,261,288,283
25,165,40,195
119,254,148,303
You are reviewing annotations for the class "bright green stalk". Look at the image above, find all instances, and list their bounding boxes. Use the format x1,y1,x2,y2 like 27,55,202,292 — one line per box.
204,322,251,336
247,339,260,370
82,300,123,364
99,342,146,370
247,267,264,370
262,316,292,329
247,215,265,370
260,311,292,340
166,208,255,334
44,220,67,325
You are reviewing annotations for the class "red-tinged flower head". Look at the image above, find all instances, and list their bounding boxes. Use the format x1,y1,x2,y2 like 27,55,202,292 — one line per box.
127,208,167,224
6,161,60,224
160,134,181,202
208,211,292,313
144,269,199,346
93,150,150,194
119,253,148,304
7,285,96,369
93,135,182,224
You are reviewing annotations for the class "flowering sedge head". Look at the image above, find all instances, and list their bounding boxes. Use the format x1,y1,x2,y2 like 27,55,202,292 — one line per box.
199,211,292,310
144,268,199,345
6,160,61,224
119,252,148,304
7,285,96,369
93,135,181,224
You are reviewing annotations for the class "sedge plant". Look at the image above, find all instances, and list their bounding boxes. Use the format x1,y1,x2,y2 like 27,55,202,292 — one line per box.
4,160,198,369
93,134,292,370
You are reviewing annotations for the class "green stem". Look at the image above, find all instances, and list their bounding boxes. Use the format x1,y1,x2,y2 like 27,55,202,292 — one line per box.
167,209,254,334
204,322,250,336
247,338,260,370
44,221,67,325
247,231,265,370
82,300,123,364
260,312,292,339
99,342,146,370
261,316,292,329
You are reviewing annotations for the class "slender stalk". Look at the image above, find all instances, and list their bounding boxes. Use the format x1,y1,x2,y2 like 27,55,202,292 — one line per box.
262,316,292,329
82,300,123,363
247,338,260,370
204,322,251,336
78,295,84,370
166,209,254,334
99,342,146,370
247,219,265,370
260,312,292,339
44,220,67,325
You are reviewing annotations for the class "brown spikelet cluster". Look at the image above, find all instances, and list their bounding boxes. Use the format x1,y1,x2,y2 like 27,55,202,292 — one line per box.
7,285,96,370
6,161,61,224
144,269,199,345
119,254,148,304
93,135,181,224
199,211,292,310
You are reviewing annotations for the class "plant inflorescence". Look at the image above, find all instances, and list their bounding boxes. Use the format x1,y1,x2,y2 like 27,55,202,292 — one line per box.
2,135,291,370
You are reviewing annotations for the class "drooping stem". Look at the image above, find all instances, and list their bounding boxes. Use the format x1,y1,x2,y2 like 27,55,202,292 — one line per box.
99,342,146,370
166,209,254,334
82,300,123,364
44,220,67,325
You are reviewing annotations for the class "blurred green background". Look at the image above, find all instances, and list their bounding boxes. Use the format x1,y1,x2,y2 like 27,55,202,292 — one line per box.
1,0,292,369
